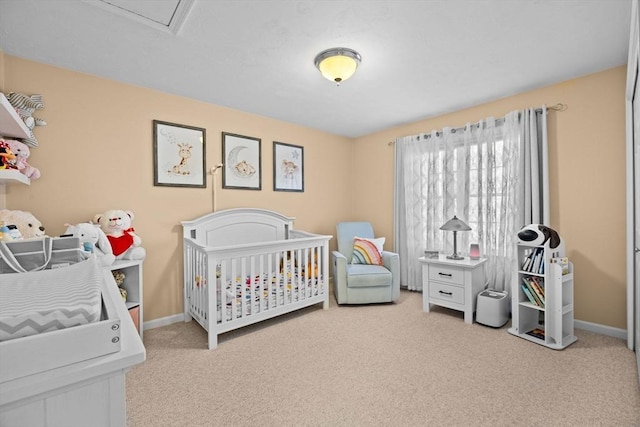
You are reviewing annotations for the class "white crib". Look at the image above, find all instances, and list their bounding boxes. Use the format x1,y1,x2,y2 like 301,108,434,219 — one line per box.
182,208,332,349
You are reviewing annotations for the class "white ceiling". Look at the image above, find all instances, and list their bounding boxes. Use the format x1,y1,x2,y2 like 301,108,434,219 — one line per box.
0,0,633,138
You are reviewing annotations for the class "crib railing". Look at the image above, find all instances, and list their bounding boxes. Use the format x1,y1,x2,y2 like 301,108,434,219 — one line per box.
183,232,330,334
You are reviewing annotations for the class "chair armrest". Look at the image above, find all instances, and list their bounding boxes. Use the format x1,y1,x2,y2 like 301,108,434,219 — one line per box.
381,251,400,301
332,251,348,304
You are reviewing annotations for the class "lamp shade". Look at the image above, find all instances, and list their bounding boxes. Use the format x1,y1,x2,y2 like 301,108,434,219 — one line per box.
314,47,361,84
440,215,471,232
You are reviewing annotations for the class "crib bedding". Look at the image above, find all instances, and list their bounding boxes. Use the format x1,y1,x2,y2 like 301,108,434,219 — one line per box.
215,271,323,321
0,259,103,342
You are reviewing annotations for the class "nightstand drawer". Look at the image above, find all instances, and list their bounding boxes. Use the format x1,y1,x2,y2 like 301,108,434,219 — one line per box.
429,281,465,305
428,265,464,285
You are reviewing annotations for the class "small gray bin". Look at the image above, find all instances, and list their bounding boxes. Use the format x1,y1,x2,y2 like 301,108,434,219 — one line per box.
476,289,510,327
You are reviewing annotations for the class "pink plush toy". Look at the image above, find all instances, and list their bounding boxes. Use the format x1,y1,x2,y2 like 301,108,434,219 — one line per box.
5,139,40,179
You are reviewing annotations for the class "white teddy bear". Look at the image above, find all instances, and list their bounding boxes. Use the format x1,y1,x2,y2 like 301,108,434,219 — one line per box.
93,209,146,260
64,222,116,266
0,209,45,239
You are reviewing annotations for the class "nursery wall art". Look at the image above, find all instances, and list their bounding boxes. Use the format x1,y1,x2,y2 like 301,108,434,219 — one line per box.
153,120,206,188
273,141,304,192
222,132,261,190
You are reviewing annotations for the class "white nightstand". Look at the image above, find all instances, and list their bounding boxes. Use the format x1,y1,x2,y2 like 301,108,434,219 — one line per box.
419,255,487,324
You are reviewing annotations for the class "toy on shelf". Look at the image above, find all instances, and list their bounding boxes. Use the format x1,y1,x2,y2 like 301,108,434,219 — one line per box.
517,223,565,256
112,270,127,302
5,92,47,148
93,209,146,260
64,222,115,266
4,139,40,179
0,209,45,239
0,139,17,170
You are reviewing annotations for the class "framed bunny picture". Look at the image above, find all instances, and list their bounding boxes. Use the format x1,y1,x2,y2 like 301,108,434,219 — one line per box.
153,120,206,188
273,141,304,192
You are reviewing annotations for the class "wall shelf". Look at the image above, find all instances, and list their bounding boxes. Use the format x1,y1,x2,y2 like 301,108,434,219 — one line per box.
0,169,30,185
0,93,30,140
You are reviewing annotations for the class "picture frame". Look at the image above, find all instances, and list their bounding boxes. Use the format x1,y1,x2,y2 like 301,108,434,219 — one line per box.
222,132,262,190
424,250,440,259
273,141,304,192
153,120,206,188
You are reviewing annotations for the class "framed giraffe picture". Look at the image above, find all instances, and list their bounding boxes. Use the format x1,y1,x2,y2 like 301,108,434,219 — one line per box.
153,120,206,188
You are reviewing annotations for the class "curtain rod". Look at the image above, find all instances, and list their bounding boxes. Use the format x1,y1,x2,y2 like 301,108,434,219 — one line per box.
387,103,568,145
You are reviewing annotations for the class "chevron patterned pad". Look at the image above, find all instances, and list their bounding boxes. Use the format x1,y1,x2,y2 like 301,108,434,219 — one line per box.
0,258,102,342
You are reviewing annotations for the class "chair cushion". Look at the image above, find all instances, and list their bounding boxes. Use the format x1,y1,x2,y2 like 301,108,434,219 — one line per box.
346,264,392,288
351,237,384,265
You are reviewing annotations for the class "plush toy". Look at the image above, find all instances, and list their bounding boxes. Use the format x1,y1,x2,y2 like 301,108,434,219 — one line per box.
4,139,40,179
93,209,146,260
5,92,47,148
0,140,17,170
517,224,565,256
64,222,115,266
0,209,45,239
111,270,127,301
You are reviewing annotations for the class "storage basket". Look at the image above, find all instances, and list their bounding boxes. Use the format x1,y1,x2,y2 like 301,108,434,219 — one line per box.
0,236,87,274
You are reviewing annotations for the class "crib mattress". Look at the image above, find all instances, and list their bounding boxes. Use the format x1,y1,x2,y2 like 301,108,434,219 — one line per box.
0,258,103,342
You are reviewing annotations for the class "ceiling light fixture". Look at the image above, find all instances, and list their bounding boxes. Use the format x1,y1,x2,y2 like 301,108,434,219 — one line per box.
314,47,361,85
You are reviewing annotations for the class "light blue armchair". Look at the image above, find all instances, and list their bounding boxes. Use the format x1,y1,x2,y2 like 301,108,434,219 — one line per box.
332,221,400,304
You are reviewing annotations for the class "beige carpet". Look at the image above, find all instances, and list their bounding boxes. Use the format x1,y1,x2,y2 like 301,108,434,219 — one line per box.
126,290,640,426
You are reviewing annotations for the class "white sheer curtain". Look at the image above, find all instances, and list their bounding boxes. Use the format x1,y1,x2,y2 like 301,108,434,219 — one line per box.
394,107,548,292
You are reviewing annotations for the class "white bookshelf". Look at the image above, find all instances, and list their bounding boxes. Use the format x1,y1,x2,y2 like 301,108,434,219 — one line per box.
508,241,577,349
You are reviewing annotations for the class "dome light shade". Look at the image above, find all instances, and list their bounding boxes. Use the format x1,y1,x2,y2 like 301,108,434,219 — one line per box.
314,47,361,85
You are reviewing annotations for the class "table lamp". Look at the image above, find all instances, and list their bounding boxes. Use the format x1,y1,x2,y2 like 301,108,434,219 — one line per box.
440,215,471,260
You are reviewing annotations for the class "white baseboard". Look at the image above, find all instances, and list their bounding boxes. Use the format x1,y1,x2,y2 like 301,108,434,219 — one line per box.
142,312,628,342
575,319,627,340
143,313,184,331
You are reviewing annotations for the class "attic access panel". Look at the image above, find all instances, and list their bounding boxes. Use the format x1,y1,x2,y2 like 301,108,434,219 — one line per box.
85,0,194,34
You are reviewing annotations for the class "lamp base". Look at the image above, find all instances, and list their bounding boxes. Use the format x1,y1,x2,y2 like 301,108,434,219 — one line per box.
446,254,465,260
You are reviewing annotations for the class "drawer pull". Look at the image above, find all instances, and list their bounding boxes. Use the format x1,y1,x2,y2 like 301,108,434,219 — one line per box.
439,290,453,296
438,272,452,277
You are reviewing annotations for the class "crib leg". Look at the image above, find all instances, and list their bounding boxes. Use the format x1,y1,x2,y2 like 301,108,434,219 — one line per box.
208,331,218,350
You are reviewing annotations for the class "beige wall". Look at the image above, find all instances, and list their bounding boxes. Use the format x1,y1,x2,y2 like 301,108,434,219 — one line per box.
2,53,628,330
1,55,352,322
354,66,627,329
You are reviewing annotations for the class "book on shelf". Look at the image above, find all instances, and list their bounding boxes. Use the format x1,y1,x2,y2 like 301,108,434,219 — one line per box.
522,248,536,270
551,256,570,275
526,328,545,340
521,283,538,306
522,277,544,307
529,276,545,305
531,249,543,274
521,251,532,271
537,256,545,274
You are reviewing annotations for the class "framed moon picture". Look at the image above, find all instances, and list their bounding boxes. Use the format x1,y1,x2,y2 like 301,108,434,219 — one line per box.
273,141,304,192
153,120,206,188
222,132,262,190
